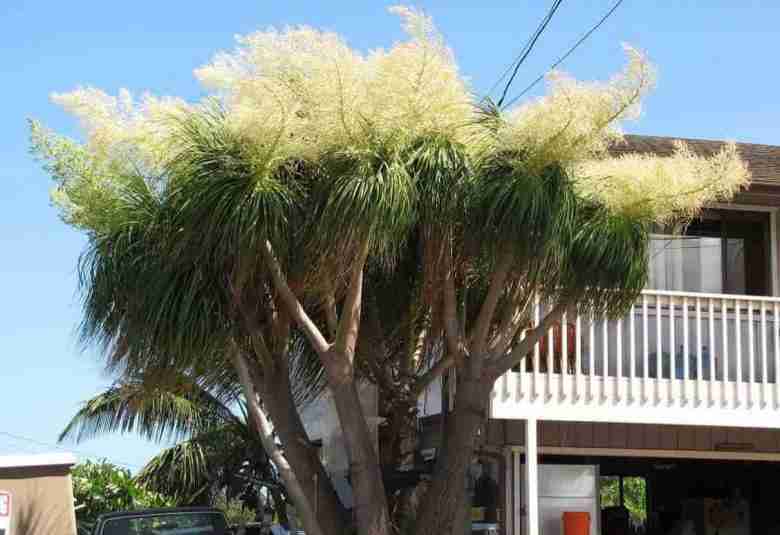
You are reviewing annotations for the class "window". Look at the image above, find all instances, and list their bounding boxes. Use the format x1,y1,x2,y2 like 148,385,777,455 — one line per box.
600,476,647,528
647,209,771,296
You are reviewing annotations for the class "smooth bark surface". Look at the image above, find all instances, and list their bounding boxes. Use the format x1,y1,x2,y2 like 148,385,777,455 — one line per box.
261,361,347,534
329,376,391,535
414,378,487,535
232,353,325,535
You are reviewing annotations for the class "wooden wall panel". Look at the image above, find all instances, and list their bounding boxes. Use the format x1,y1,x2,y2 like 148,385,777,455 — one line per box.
678,427,696,450
608,424,628,449
485,418,780,455
644,425,662,449
659,425,678,450
540,421,561,447
593,423,610,448
627,424,644,449
572,422,594,448
694,427,713,451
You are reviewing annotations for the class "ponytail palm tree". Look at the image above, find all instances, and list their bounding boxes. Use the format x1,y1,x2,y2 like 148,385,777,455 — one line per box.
33,7,751,535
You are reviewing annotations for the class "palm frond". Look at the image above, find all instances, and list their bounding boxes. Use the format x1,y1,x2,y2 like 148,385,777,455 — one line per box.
58,373,241,445
135,426,240,502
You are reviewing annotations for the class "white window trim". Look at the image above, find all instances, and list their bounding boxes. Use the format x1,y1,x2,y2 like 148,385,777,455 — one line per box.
693,202,779,297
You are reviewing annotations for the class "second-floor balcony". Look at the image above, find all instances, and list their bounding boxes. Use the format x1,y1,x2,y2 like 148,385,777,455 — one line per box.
491,288,780,428
491,206,780,428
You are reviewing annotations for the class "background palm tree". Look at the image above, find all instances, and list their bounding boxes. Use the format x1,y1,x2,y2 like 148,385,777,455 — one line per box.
58,366,305,525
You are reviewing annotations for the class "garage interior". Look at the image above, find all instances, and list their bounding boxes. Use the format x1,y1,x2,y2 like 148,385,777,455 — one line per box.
520,454,779,535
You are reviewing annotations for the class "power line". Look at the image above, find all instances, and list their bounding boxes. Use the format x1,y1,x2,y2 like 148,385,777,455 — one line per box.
491,0,565,107
0,431,141,470
502,0,626,109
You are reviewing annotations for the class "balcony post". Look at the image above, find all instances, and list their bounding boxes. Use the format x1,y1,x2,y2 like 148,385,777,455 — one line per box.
525,418,539,535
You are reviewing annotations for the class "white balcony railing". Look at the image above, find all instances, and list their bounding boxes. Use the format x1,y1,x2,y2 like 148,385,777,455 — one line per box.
490,290,780,429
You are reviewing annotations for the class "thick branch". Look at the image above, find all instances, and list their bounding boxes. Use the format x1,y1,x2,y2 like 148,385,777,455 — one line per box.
324,292,339,340
441,251,466,361
231,351,324,535
335,240,370,359
413,352,454,397
469,252,513,355
488,287,534,357
484,301,569,382
261,240,330,356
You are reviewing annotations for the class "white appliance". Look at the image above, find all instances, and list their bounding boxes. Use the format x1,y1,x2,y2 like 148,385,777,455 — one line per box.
522,464,600,535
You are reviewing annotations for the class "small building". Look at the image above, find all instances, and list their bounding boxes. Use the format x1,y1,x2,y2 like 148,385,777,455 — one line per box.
0,453,77,535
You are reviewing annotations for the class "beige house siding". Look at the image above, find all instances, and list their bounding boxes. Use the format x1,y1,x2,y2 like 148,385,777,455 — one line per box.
0,456,77,535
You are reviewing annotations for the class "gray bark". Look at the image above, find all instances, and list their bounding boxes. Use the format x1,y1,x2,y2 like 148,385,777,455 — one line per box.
232,353,326,535
328,376,391,535
413,377,488,535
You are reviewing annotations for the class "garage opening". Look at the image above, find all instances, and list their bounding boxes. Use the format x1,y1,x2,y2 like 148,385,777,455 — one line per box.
541,455,779,535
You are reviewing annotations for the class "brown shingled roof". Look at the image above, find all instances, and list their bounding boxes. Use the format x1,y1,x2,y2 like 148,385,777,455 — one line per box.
611,134,780,186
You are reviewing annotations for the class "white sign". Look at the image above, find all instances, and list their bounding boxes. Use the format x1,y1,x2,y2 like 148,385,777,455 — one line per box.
0,491,11,535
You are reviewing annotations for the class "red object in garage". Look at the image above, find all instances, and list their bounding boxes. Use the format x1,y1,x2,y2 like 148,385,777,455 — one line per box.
562,511,590,535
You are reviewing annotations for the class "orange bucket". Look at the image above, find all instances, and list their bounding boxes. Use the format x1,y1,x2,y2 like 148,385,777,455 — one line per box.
562,511,590,535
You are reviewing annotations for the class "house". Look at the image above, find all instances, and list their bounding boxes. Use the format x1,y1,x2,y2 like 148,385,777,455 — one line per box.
0,453,78,535
304,134,780,535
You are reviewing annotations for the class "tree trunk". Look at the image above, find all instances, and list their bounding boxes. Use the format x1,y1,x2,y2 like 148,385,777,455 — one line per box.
232,353,326,535
270,485,290,528
262,364,348,534
413,377,487,535
329,378,391,535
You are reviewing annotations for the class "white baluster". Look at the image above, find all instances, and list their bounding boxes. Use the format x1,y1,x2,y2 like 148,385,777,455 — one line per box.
589,314,595,403
630,304,636,404
696,297,702,407
602,314,609,403
722,298,729,408
736,299,742,408
669,295,676,406
683,296,689,406
575,312,582,402
708,298,715,407
775,302,780,410
643,295,649,404
616,314,623,402
748,300,755,408
761,301,768,408
656,294,663,405
533,295,540,401
547,307,554,402
561,310,568,402
518,312,526,400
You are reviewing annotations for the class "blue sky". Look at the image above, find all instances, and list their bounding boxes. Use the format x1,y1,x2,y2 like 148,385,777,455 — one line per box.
1,1,779,470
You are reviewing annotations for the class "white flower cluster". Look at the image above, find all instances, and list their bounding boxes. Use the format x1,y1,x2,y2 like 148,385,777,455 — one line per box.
195,5,472,157
35,5,750,232
50,88,189,175
577,141,750,222
496,44,655,174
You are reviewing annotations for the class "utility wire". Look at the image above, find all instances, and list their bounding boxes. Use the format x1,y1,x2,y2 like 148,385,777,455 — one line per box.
0,430,141,470
502,0,626,110
490,0,565,107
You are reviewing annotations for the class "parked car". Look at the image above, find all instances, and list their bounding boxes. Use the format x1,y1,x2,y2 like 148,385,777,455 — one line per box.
90,507,232,535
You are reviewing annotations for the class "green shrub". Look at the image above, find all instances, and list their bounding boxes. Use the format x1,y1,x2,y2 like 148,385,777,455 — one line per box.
72,459,177,533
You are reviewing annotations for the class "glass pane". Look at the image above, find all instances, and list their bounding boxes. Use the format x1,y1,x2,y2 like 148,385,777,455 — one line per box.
648,235,723,293
101,512,228,535
724,238,746,294
600,476,620,508
622,477,647,526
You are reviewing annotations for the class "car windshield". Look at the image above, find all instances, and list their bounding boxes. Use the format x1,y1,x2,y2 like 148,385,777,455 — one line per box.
100,512,228,535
